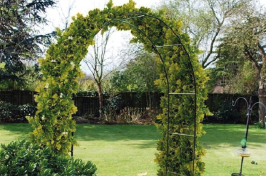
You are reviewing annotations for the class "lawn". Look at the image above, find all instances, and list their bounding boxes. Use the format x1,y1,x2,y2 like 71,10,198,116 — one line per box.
0,123,265,176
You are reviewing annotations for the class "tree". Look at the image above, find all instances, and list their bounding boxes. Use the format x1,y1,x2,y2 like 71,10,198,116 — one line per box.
110,50,159,107
215,1,266,126
0,64,41,90
82,28,130,119
111,51,157,91
228,61,258,94
210,33,259,94
157,0,249,68
48,0,76,31
77,74,96,92
0,0,56,87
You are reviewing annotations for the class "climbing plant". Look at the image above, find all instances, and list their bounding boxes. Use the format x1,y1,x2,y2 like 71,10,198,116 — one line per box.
154,35,209,175
27,0,208,175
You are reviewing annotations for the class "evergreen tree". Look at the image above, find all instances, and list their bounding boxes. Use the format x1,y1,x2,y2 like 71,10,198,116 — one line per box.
0,0,56,86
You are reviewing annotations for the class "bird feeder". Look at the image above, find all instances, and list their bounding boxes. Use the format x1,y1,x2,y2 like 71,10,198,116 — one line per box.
231,97,266,176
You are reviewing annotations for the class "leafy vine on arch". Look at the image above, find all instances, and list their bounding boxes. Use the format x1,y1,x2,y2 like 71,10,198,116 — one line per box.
27,0,208,175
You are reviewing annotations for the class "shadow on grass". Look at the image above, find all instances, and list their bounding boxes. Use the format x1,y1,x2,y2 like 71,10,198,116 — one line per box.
201,124,266,148
0,123,31,136
0,123,160,149
1,123,265,149
75,124,160,147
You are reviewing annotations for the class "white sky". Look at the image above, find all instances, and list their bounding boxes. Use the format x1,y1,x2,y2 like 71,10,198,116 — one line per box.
44,0,266,32
43,0,161,75
45,0,161,34
43,0,266,74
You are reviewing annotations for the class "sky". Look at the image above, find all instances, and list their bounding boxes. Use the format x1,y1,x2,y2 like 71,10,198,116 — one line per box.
45,0,266,32
45,0,161,31
43,0,162,75
43,0,266,74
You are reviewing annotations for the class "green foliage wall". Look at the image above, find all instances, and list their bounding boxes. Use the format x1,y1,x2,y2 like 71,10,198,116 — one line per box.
28,0,208,175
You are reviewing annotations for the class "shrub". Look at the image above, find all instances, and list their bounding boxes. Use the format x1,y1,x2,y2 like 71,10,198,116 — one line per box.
0,101,16,122
103,95,125,122
18,104,36,120
213,101,241,123
0,101,36,122
0,140,97,176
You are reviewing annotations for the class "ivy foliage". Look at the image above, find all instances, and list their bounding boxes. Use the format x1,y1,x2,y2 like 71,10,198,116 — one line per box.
28,0,208,174
154,36,209,175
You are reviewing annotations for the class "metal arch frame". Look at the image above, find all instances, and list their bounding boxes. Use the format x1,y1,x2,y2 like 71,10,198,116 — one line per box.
87,12,198,175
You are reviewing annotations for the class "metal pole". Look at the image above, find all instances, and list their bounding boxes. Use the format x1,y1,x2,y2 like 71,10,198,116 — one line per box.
166,82,170,175
71,132,74,157
239,157,244,175
244,97,252,141
238,98,252,175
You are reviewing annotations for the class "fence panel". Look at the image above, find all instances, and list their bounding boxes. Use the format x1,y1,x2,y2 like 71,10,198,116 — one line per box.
0,90,259,119
0,90,35,105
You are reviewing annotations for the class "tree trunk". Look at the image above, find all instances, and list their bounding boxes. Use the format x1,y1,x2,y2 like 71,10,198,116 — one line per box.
258,79,266,128
97,83,104,120
258,43,266,128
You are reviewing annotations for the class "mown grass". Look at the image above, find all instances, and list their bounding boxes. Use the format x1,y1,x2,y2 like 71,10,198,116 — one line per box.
201,124,266,176
0,123,265,176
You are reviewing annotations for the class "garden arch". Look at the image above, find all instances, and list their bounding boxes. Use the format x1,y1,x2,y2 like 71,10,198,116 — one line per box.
28,1,208,175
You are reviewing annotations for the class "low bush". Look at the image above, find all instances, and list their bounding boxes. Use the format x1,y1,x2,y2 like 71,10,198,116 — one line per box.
0,101,16,122
212,100,259,124
213,101,241,123
18,104,36,119
0,140,97,176
0,101,36,122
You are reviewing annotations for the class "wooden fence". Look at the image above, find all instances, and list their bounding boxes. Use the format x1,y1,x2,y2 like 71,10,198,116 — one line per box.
0,90,35,105
74,92,162,116
0,90,259,117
